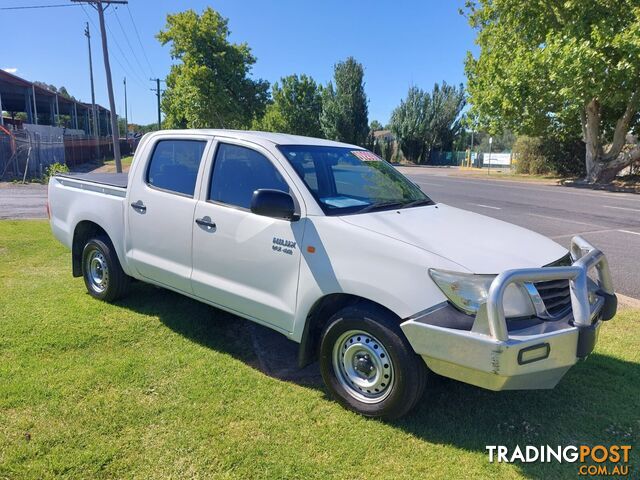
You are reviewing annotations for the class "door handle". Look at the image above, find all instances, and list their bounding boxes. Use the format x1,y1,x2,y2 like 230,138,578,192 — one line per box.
130,200,146,212
195,216,216,229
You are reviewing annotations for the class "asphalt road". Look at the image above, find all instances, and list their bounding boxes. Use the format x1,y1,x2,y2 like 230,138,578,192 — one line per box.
2,172,639,299
0,183,47,220
399,167,640,299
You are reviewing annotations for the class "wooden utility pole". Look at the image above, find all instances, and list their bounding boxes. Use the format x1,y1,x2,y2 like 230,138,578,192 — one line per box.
73,0,126,172
151,78,162,130
123,77,128,137
84,22,99,139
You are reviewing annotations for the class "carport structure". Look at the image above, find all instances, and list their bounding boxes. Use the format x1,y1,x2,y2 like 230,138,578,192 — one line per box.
0,69,112,136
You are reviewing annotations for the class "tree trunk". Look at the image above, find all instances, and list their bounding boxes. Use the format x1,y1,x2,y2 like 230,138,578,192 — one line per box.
583,99,601,181
589,145,640,183
583,92,639,183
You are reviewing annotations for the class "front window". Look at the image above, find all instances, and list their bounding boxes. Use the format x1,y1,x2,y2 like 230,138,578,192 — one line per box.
278,145,432,215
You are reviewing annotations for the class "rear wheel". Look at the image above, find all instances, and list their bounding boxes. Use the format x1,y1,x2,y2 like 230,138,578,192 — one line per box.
82,236,129,302
319,304,428,419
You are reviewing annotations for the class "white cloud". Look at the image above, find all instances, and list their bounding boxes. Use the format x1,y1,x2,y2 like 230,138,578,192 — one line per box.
3,67,18,74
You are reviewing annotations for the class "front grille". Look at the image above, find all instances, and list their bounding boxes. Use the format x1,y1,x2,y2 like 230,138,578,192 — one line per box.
535,253,573,317
534,279,572,317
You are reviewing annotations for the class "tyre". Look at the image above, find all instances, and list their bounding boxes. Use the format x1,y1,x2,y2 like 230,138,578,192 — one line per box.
81,236,130,302
319,303,429,419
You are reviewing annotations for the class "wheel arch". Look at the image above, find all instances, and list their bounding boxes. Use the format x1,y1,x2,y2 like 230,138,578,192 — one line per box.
297,293,402,368
72,220,112,277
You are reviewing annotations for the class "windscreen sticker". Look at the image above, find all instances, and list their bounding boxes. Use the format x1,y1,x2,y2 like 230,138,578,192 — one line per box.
351,150,382,162
320,196,370,208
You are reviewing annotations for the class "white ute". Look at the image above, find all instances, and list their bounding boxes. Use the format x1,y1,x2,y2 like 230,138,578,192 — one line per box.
48,130,618,419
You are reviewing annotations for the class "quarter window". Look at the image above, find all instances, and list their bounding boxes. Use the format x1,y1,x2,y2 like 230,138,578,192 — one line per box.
209,143,290,209
146,140,206,196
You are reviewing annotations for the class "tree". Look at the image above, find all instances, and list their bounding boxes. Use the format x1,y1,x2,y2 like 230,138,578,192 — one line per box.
320,57,369,146
389,82,466,163
464,0,640,183
157,7,269,129
389,86,428,162
369,120,383,131
253,74,323,137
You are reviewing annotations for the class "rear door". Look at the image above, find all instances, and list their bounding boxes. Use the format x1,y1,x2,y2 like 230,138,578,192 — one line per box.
127,136,211,292
191,140,306,332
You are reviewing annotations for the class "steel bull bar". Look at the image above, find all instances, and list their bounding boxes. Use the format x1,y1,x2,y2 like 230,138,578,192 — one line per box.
401,236,617,391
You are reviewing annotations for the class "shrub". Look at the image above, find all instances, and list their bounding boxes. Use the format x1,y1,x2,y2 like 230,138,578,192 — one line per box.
42,162,69,184
512,135,586,177
513,136,548,174
542,137,586,178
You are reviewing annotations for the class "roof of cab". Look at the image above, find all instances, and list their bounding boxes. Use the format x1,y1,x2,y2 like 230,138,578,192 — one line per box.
150,129,362,149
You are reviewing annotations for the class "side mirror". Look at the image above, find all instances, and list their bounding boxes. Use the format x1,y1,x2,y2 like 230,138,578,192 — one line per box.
251,189,298,220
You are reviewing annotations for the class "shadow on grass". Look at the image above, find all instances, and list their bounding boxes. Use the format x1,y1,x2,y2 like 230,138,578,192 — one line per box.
116,283,639,479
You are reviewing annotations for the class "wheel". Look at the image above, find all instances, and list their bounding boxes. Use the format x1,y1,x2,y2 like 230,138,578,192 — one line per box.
82,236,130,302
319,303,429,419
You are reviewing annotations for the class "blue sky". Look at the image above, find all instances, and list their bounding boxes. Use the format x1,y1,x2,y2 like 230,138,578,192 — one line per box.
2,0,477,126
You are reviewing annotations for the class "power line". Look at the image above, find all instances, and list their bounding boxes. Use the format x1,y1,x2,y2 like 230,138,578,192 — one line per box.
72,0,126,172
0,3,78,10
78,3,139,89
113,7,148,81
79,1,145,90
126,4,155,77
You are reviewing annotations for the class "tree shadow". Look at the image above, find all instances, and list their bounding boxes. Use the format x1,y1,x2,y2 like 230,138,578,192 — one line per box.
115,282,639,479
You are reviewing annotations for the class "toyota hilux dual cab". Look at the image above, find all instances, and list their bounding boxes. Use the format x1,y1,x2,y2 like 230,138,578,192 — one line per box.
48,130,617,419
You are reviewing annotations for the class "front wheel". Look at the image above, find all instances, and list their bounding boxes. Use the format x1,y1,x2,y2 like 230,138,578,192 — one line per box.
82,236,130,302
319,304,429,419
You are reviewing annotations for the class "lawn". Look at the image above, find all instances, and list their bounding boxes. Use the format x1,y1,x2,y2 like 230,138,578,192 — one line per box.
1,220,638,479
100,156,134,173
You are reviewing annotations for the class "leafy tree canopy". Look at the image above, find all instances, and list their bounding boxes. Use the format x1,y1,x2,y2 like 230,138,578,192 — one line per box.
157,7,269,129
369,120,383,131
390,82,466,163
253,74,323,137
464,0,640,182
320,57,369,146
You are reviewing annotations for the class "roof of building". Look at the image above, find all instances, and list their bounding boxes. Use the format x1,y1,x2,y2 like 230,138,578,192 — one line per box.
0,68,109,113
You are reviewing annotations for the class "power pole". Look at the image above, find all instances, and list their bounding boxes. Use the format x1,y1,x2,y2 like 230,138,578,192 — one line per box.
123,77,128,138
151,78,162,130
73,0,126,173
84,22,99,143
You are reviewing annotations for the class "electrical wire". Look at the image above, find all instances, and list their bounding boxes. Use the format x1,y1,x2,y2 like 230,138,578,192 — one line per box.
126,4,155,77
79,3,146,90
113,7,150,81
0,4,78,10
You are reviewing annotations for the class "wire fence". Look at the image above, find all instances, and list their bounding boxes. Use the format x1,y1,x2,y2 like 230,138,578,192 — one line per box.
0,128,114,181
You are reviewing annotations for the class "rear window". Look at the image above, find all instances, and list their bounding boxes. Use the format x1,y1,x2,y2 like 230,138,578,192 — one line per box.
146,140,206,196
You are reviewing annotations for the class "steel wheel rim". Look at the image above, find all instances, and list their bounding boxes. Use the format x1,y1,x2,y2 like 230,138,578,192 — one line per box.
332,330,395,404
86,248,109,294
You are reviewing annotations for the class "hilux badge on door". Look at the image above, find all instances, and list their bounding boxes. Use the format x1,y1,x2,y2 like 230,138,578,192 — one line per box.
272,237,296,255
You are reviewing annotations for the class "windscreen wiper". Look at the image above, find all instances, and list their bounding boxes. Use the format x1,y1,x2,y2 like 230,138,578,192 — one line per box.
401,198,436,209
357,201,405,213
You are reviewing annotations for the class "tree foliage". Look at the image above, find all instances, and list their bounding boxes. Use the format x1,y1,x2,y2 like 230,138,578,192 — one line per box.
464,0,640,182
389,82,466,163
253,74,323,137
369,120,383,132
320,57,369,146
157,8,269,129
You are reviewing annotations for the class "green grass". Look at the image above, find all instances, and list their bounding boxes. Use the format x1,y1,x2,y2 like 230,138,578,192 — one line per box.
101,156,134,173
1,220,638,479
456,170,565,184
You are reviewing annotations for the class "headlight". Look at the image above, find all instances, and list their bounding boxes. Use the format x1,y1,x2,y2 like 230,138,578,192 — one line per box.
429,269,535,317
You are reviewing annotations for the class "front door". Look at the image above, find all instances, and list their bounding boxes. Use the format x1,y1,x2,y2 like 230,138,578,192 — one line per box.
127,137,209,292
191,141,305,332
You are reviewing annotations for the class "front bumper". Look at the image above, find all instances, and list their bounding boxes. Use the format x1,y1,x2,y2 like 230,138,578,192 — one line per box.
400,236,617,391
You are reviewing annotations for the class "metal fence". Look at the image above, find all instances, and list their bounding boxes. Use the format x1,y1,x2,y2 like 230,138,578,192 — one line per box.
428,151,468,166
0,128,114,180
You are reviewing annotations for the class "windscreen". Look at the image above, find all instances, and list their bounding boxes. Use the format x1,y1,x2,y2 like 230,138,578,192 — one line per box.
278,145,432,215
